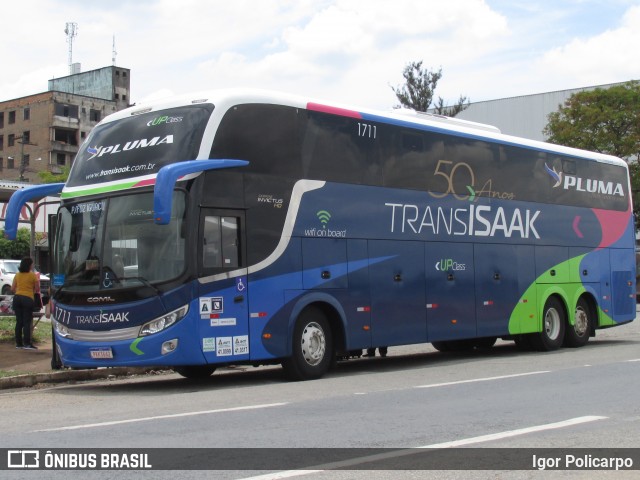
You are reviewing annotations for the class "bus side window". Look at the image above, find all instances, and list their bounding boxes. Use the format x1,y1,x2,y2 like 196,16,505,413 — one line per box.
203,215,240,270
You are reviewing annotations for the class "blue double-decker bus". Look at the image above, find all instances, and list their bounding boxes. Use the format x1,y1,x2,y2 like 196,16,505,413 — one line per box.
6,90,636,380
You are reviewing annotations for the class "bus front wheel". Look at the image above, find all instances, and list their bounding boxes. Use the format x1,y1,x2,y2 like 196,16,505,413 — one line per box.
530,297,565,351
282,307,333,381
174,365,216,379
563,298,592,348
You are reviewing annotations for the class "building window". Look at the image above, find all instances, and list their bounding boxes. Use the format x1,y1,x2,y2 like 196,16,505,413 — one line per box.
7,157,14,169
8,111,16,124
0,135,3,151
115,93,119,100
123,95,127,102
54,128,78,145
23,107,30,121
22,131,30,144
54,103,79,119
90,109,101,122
122,71,127,78
0,112,4,129
22,154,29,167
56,153,66,166
81,131,86,139
8,134,15,147
0,158,3,171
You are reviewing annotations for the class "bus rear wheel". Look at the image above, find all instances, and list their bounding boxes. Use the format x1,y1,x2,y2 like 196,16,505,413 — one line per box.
282,307,333,381
431,341,451,352
174,365,217,379
530,297,565,351
563,298,592,348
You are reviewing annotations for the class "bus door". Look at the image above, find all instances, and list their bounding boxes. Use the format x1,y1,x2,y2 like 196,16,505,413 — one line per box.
48,212,63,370
197,209,250,363
425,242,476,341
369,240,427,346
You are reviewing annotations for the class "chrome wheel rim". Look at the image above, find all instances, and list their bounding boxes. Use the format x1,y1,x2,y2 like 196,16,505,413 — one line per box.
300,322,326,366
574,306,589,337
544,307,562,340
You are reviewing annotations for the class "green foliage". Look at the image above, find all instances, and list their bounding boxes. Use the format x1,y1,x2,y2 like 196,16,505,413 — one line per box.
0,316,51,344
544,81,640,224
38,166,70,184
629,162,640,221
391,61,469,116
0,227,31,259
544,81,640,160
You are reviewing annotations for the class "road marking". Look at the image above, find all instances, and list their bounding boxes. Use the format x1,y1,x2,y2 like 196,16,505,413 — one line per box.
414,370,550,389
627,359,640,362
239,416,607,480
415,415,607,448
35,402,288,432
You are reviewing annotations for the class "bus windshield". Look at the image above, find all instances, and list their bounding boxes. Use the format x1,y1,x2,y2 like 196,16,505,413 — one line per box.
54,191,187,291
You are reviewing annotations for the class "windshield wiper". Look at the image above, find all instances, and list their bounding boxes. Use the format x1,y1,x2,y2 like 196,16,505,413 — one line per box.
127,276,161,296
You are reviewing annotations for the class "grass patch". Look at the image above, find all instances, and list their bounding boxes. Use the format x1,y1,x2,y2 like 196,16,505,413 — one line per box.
0,315,52,344
0,370,36,378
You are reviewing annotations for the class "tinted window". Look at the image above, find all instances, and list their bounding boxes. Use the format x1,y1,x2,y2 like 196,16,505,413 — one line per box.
381,125,628,211
212,103,628,211
210,104,302,177
66,105,214,188
203,216,240,269
211,104,382,185
302,111,381,184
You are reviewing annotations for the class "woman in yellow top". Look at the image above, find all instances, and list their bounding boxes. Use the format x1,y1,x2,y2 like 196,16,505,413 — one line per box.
11,257,41,350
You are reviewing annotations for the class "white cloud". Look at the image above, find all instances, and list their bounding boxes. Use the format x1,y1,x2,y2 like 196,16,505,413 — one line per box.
536,5,640,88
2,0,637,112
190,0,509,108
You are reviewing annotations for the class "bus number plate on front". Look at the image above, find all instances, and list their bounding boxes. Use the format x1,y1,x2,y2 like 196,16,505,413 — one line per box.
90,347,113,359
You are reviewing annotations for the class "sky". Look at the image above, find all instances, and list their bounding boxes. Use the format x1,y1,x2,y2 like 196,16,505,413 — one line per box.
1,0,639,110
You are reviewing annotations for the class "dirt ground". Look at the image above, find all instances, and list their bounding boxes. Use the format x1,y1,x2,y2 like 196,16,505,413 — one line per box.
0,329,54,375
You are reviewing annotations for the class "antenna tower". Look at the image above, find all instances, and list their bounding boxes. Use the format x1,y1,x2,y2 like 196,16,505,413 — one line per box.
112,35,117,65
64,22,78,74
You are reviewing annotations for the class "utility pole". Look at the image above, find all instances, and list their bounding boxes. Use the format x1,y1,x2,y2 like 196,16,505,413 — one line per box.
17,133,37,182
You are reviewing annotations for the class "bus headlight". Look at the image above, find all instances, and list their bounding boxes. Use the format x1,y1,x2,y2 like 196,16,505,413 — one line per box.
54,320,72,339
139,305,189,336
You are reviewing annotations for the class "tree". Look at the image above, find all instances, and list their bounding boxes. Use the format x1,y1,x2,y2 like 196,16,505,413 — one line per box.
0,227,31,259
38,165,70,184
544,81,640,160
391,61,469,116
544,81,640,223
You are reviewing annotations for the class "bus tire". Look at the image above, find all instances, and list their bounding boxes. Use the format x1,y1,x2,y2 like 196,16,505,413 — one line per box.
282,307,333,381
174,365,216,379
530,296,565,351
474,337,497,349
51,325,63,370
431,341,450,352
563,297,592,348
514,334,533,351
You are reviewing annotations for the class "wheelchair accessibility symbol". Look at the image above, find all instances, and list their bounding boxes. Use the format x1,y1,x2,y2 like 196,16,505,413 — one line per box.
236,277,246,292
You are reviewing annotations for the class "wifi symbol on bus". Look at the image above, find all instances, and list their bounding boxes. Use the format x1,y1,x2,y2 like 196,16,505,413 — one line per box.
317,210,332,228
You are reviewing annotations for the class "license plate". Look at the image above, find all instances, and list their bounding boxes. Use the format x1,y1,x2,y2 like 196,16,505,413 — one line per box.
90,347,113,359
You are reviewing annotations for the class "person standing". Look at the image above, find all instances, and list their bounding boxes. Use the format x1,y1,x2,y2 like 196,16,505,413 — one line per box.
11,257,40,350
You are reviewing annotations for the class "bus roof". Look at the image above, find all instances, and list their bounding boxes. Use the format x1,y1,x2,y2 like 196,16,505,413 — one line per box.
104,88,626,168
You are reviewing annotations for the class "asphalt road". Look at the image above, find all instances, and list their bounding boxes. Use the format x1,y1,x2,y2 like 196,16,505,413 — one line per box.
1,307,639,480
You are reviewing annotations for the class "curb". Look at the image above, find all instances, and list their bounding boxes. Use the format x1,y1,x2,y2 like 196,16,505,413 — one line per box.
0,367,164,390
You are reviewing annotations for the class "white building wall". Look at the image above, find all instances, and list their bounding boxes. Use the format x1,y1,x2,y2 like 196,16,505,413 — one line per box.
456,82,629,142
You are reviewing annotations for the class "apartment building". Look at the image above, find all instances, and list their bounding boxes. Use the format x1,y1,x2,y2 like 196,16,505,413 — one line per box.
0,66,130,183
